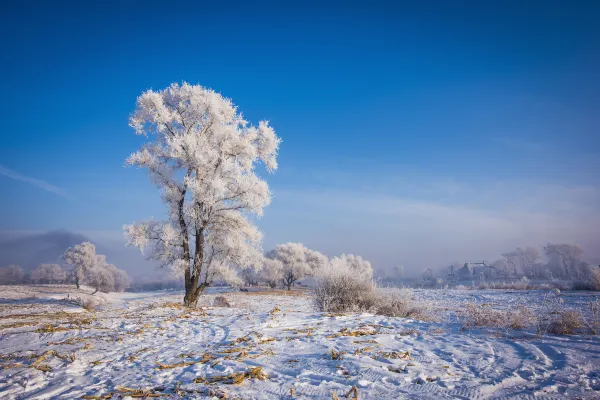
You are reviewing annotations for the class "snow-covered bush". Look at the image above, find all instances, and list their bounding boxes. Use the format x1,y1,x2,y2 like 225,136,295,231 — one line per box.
266,243,328,290
459,303,508,331
375,288,421,318
460,303,535,332
313,268,377,313
572,266,600,291
313,259,424,318
124,82,280,306
580,298,600,335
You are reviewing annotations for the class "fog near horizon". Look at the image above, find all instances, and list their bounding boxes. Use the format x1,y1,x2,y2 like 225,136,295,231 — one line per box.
2,171,597,279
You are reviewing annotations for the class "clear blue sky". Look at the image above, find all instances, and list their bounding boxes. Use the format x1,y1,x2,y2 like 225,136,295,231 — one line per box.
1,0,599,271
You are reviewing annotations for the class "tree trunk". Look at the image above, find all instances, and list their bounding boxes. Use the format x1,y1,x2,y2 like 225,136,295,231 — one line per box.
183,225,205,307
75,276,80,289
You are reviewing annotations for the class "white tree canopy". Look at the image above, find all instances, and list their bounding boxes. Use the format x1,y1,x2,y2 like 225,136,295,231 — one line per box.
266,243,328,290
63,242,130,293
31,264,66,284
62,242,97,288
123,83,280,305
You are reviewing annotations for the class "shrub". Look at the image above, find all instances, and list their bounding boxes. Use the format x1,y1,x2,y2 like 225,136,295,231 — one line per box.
506,305,536,329
81,298,99,312
374,288,420,318
459,303,507,331
213,295,231,308
313,262,427,319
572,268,600,291
546,310,582,335
459,303,536,332
580,298,600,335
313,272,377,313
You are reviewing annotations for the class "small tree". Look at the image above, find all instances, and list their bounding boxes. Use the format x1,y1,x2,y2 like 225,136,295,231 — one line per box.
502,251,520,278
62,242,130,293
113,269,131,292
124,83,280,307
261,258,283,288
85,255,115,294
266,243,327,290
62,242,97,289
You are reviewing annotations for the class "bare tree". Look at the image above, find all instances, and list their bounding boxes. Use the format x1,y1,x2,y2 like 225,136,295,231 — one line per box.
544,243,584,278
502,251,520,278
515,247,540,278
0,265,25,285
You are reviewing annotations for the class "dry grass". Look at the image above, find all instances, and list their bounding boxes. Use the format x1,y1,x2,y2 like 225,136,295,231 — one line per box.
546,310,583,335
329,349,344,360
193,366,268,385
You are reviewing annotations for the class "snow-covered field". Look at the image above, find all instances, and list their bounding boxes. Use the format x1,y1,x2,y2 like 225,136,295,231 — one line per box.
1,286,599,399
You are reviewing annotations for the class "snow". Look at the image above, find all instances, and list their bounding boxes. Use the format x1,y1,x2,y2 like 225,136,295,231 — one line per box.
1,285,599,399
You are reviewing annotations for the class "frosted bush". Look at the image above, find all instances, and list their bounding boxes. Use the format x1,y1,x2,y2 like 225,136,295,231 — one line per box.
313,271,377,313
313,255,424,318
375,288,421,318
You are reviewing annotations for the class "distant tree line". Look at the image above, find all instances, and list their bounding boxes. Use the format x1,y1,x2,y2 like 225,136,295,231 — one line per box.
430,242,600,287
0,242,130,293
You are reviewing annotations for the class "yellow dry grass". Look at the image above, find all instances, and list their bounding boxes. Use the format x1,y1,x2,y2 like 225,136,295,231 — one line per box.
115,386,167,398
353,347,375,355
376,350,411,360
194,366,268,385
155,353,215,369
330,349,344,360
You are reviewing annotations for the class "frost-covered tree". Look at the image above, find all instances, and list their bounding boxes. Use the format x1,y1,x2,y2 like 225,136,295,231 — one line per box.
62,242,130,293
62,242,97,289
31,264,66,284
124,83,280,306
515,246,540,277
544,243,584,278
266,243,328,290
86,255,115,294
261,258,283,288
113,269,131,292
502,250,520,277
240,266,261,287
492,259,509,279
0,265,25,285
394,265,405,279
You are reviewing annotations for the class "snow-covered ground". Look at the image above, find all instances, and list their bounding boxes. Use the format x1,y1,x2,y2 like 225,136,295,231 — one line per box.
1,285,599,399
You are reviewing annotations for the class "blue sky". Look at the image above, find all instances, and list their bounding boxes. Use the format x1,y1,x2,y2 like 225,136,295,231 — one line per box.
1,1,599,273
